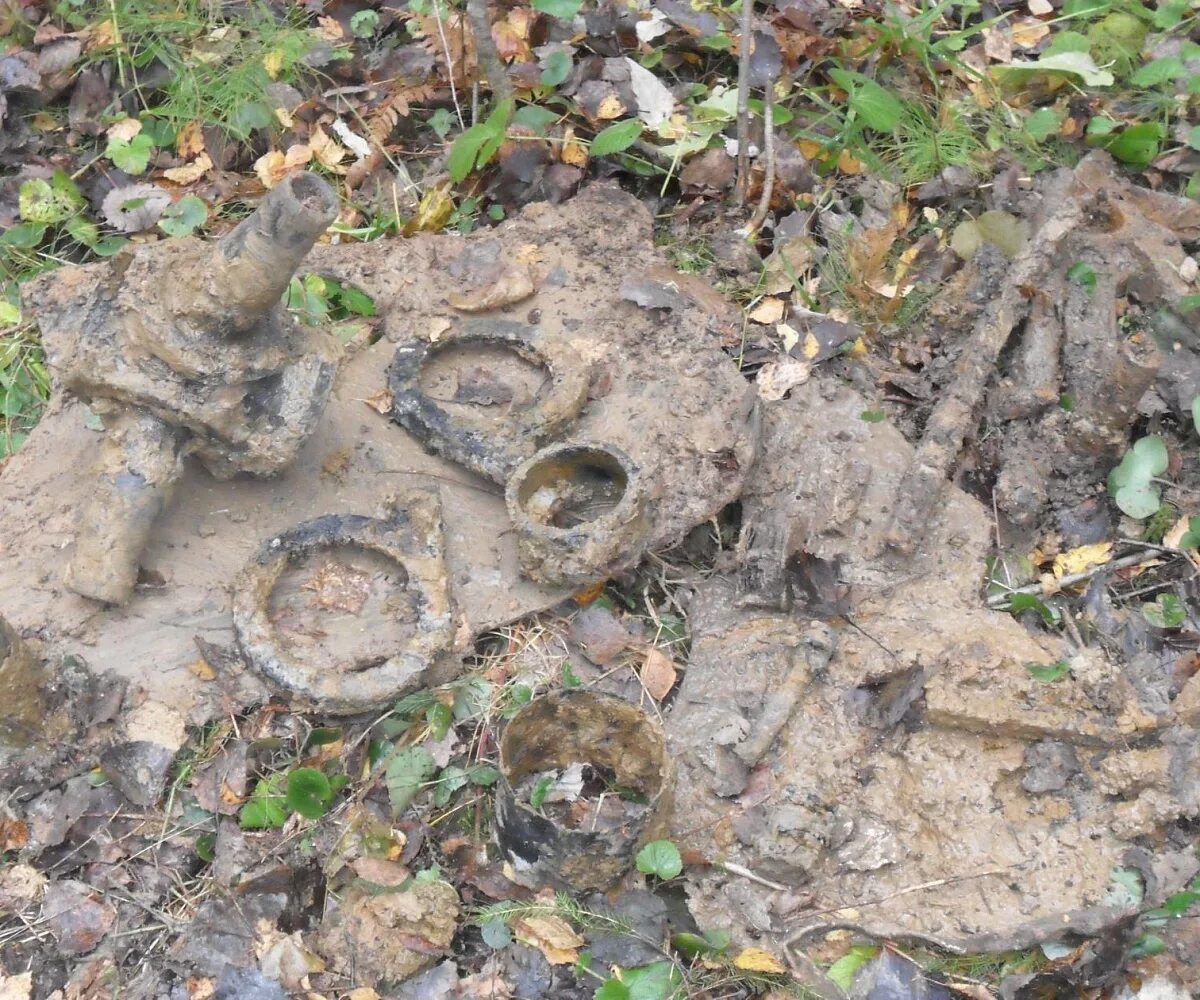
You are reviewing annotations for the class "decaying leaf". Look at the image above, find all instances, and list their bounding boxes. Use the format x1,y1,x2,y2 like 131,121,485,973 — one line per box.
162,152,212,185
302,559,373,613
756,357,811,401
561,126,589,168
447,265,536,312
733,946,787,974
363,388,394,414
749,296,786,324
101,183,171,233
511,914,585,964
1052,542,1112,579
640,647,677,700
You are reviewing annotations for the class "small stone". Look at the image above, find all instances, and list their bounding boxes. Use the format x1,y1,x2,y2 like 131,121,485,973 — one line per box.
1022,740,1080,794
100,740,175,807
42,880,116,956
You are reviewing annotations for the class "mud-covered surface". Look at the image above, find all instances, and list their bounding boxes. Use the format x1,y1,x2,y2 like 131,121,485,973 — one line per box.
0,183,754,725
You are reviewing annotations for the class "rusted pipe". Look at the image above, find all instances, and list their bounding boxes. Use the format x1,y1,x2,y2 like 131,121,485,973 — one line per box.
64,408,187,604
208,173,339,333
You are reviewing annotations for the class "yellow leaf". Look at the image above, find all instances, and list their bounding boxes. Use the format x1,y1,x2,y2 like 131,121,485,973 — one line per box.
561,126,589,168
346,990,382,1000
107,117,142,142
733,947,786,974
748,296,785,324
837,149,864,174
176,121,206,158
802,331,820,360
187,656,216,681
595,94,625,120
1052,542,1112,579
316,15,344,40
263,49,285,79
847,336,868,359
308,126,348,172
403,183,454,235
797,138,824,159
163,152,213,185
254,151,286,188
512,915,585,965
775,322,799,352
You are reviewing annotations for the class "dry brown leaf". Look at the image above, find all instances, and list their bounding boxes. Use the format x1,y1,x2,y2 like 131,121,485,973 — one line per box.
640,648,677,701
316,15,344,40
0,818,28,853
106,117,142,141
363,388,394,414
982,25,1013,62
447,265,536,312
308,126,348,173
837,148,864,174
595,94,625,119
176,121,206,158
162,152,212,185
1012,17,1050,47
757,357,811,401
561,126,588,168
351,858,411,886
512,915,585,965
748,296,785,324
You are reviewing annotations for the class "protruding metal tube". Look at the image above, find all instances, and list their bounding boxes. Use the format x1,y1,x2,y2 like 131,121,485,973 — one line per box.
64,408,187,604
210,173,339,333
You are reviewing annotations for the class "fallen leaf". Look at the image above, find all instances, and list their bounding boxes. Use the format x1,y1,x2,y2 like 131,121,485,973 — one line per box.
0,863,45,911
447,265,536,312
101,183,171,232
1011,18,1050,48
749,297,785,324
1052,542,1112,578
402,183,454,235
346,990,382,1000
511,915,585,964
572,580,607,605
625,56,675,127
757,357,811,401
982,25,1013,63
363,388,394,414
308,126,348,172
331,119,371,160
162,152,212,185
176,121,206,158
801,331,821,360
0,818,28,853
254,145,313,188
352,858,412,886
837,149,865,174
733,947,786,974
0,972,32,1000
595,94,625,119
640,648,677,700
106,117,142,141
187,657,216,681
561,127,589,168
316,14,344,40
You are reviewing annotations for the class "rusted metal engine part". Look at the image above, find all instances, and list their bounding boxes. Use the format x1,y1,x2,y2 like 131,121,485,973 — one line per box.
388,319,592,483
668,377,1200,954
232,490,458,714
887,152,1199,543
0,184,753,723
25,173,341,605
495,690,672,891
0,614,46,751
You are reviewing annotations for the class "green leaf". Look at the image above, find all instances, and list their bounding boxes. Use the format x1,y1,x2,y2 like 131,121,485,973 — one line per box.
541,49,573,86
994,51,1115,88
1189,126,1200,152
351,9,380,37
1178,515,1200,551
1008,592,1061,625
513,105,559,133
595,980,631,1000
1130,933,1166,958
447,100,513,182
1159,887,1200,918
1026,660,1071,683
1153,0,1190,28
620,961,682,1000
1114,482,1162,519
1105,866,1145,907
0,221,46,248
827,945,879,991
529,774,554,809
157,195,209,238
429,107,454,137
336,283,376,317
533,0,582,18
0,302,20,327
591,119,643,156
426,701,453,739
64,215,99,248
1023,107,1061,141
859,409,885,422
1103,122,1164,167
285,767,335,818
432,764,470,807
469,764,500,786
1067,261,1096,293
385,745,437,815
1142,593,1186,629
105,133,155,174
636,840,682,879
482,917,513,949
240,774,289,829
195,832,216,862
828,69,906,131
1130,57,1185,87
1086,115,1119,138
1109,435,1168,491
19,178,76,224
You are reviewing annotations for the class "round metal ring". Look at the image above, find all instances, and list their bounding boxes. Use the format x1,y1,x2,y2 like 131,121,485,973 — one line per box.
232,512,455,714
388,319,590,483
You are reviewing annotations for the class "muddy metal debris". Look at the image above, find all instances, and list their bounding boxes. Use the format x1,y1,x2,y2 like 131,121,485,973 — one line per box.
0,182,754,722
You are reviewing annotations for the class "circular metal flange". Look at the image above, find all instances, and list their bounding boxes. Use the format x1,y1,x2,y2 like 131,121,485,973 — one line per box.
387,319,590,483
232,512,454,715
505,441,646,586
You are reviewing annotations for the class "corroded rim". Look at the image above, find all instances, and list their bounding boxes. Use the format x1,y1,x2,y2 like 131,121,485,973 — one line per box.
387,319,590,483
231,512,454,715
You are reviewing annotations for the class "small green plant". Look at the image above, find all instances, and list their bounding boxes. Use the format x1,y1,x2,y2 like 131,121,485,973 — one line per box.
1178,516,1200,551
827,945,880,992
1108,435,1168,518
284,274,376,326
636,839,683,880
240,765,347,828
1008,592,1061,626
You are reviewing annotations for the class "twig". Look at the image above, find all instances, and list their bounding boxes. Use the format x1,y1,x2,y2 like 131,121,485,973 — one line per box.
884,192,1101,554
734,0,753,207
719,860,789,892
744,75,776,235
465,0,514,109
985,550,1169,609
430,0,466,130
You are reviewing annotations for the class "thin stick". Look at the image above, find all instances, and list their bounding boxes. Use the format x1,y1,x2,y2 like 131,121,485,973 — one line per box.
719,860,789,892
986,550,1169,609
734,0,753,206
885,193,1101,553
431,0,466,130
745,76,776,234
